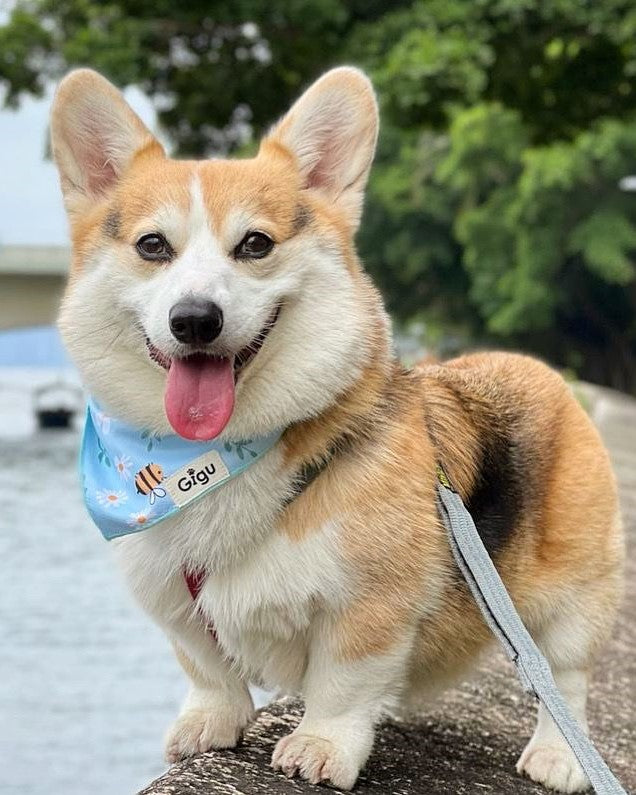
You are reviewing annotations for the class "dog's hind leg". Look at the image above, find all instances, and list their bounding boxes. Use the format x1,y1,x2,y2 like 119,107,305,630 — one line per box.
516,580,620,794
516,666,590,793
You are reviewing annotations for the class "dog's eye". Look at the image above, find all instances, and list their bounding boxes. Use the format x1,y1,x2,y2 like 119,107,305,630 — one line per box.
136,233,172,261
234,231,274,260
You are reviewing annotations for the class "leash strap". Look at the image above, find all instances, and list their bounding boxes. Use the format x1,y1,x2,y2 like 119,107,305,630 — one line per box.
436,469,627,795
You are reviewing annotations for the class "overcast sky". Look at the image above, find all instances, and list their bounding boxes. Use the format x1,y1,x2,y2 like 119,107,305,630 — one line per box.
0,85,158,246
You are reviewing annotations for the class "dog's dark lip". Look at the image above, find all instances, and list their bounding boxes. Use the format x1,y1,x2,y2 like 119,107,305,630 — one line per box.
144,303,282,376
145,338,171,370
233,303,281,376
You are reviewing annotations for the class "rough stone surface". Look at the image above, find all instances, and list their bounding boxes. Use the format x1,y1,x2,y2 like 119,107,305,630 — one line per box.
139,386,635,795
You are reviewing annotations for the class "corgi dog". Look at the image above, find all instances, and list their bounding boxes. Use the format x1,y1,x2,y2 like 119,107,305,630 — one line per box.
51,67,624,792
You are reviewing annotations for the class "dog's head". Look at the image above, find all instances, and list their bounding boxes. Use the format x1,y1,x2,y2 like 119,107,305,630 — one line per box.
52,67,387,440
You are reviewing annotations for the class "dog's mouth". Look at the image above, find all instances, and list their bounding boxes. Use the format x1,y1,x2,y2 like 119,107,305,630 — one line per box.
233,303,282,376
145,304,281,441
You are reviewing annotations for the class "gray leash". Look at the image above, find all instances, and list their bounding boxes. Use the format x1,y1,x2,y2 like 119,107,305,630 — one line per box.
436,467,627,795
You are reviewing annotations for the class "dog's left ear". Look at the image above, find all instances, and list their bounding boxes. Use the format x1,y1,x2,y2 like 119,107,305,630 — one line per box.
264,67,378,229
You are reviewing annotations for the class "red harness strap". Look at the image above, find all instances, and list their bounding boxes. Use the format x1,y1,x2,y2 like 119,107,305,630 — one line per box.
184,568,206,600
184,568,218,642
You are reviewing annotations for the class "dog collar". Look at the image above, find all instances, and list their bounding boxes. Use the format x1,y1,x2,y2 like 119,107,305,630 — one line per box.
80,398,282,541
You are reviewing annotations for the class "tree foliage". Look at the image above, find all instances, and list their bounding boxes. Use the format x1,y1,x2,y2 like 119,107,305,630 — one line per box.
0,0,411,152
1,0,635,390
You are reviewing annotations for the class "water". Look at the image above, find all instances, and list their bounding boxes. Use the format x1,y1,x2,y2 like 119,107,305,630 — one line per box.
0,370,190,794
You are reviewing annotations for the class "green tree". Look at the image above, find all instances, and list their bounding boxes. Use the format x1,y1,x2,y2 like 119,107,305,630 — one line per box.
2,0,635,390
355,0,636,390
0,0,410,153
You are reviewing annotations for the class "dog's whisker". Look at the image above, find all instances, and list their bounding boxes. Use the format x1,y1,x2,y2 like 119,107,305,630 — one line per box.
67,319,121,346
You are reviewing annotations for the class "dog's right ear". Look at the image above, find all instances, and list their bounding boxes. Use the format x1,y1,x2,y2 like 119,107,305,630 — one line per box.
50,69,163,216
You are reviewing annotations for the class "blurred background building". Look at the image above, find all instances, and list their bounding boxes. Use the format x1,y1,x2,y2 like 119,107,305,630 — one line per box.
0,245,67,328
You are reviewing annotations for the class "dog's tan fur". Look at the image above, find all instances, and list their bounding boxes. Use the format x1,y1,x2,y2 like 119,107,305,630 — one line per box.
51,66,624,793
275,351,623,667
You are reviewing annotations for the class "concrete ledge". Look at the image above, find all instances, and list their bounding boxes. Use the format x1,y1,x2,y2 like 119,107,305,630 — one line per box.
139,389,636,794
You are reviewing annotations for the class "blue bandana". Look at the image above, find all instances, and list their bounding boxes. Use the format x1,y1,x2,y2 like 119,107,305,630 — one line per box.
80,399,282,541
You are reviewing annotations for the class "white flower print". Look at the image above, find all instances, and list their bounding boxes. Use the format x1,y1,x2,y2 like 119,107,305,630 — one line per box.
114,454,132,481
96,489,128,508
127,509,154,528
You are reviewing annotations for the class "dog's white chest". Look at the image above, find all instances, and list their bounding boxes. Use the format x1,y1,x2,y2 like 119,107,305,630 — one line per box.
113,461,346,692
198,522,346,688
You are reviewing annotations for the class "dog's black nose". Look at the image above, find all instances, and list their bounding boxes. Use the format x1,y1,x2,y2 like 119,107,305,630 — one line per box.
169,299,224,345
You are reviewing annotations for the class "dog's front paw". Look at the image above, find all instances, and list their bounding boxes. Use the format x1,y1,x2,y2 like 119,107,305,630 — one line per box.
165,694,254,763
517,742,590,793
271,732,360,790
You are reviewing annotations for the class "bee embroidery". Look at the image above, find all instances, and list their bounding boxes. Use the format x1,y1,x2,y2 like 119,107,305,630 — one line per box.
134,463,167,505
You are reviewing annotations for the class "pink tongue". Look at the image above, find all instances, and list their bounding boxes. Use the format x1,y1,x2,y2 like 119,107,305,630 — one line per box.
164,355,235,440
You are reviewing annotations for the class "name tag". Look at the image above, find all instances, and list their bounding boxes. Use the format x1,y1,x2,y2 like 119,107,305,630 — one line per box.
164,450,230,507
